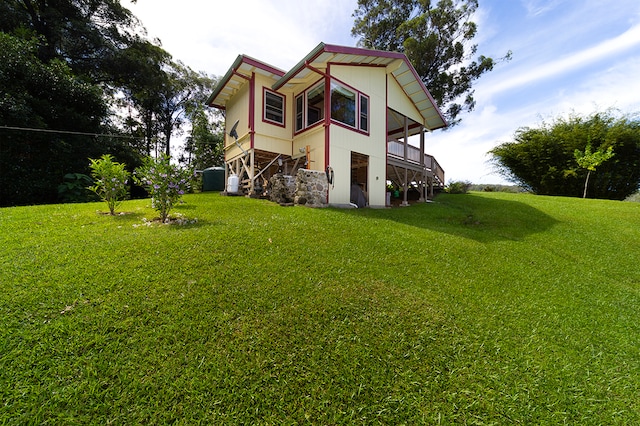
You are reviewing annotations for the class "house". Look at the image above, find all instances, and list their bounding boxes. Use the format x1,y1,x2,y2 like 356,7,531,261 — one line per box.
206,42,447,207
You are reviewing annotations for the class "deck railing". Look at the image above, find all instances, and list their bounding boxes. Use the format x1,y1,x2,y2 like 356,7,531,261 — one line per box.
387,140,445,185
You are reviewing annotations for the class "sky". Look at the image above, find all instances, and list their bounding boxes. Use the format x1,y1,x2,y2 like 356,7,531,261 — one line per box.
127,0,640,184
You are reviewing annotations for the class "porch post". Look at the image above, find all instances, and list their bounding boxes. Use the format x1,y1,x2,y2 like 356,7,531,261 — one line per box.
419,127,426,202
249,149,255,196
401,116,409,207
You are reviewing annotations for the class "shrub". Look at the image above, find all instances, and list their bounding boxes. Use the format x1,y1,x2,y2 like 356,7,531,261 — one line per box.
88,155,130,215
445,180,472,194
134,155,193,222
624,192,640,202
58,173,96,203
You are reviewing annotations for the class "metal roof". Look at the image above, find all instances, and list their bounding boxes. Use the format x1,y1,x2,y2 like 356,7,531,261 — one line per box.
207,42,447,130
206,55,285,109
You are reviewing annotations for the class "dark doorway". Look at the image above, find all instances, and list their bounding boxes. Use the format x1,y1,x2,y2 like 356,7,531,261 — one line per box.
351,152,369,207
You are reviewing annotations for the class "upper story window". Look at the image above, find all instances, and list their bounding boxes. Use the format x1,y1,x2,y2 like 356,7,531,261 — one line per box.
306,82,325,127
359,94,368,132
295,79,369,134
264,89,285,126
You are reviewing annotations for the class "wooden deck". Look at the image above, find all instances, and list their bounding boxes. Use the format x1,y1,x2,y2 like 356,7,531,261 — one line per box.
386,140,444,201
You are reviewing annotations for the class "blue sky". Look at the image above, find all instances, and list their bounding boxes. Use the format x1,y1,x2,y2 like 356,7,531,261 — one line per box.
128,0,640,184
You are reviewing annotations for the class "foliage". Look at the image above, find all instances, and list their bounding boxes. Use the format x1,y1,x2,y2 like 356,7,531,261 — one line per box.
1,0,140,84
57,173,96,203
490,111,640,200
0,2,218,206
574,142,615,198
624,192,640,202
0,33,110,207
134,155,192,222
180,104,225,169
445,179,471,194
468,183,523,193
88,155,130,215
352,0,511,125
1,193,639,423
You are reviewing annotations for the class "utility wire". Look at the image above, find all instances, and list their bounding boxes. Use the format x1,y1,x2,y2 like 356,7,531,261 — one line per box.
0,125,142,140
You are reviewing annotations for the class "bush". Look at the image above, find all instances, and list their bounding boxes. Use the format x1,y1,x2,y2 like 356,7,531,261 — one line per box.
624,192,640,202
445,180,472,194
88,155,130,215
58,173,96,203
134,155,193,222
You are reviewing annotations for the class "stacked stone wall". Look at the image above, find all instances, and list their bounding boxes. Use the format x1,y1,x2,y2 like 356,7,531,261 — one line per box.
269,173,296,205
294,169,328,208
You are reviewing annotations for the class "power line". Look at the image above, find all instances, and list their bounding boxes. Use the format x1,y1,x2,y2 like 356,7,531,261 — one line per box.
0,125,143,140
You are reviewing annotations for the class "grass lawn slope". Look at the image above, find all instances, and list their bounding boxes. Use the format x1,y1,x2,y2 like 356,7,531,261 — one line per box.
1,192,639,424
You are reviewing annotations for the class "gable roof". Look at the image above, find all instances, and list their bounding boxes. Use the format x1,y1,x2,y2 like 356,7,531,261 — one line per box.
208,42,447,130
206,55,285,109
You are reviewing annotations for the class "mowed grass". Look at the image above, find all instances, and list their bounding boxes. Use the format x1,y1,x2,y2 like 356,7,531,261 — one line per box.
1,191,639,424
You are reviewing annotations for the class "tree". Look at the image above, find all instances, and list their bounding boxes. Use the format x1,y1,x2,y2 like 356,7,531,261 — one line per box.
1,0,140,83
352,0,510,125
490,111,640,200
0,33,112,206
180,104,225,170
574,143,614,198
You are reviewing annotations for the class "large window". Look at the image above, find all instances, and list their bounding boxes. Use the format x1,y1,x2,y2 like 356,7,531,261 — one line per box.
264,89,285,126
306,82,325,126
295,79,369,134
330,82,356,127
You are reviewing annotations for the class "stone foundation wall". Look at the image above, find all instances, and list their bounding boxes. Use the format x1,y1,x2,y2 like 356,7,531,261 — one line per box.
294,169,328,208
269,173,296,205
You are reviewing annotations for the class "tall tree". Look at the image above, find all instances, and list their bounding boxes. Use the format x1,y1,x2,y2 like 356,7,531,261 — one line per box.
490,111,640,200
180,104,224,170
0,33,110,206
1,0,140,83
352,0,510,125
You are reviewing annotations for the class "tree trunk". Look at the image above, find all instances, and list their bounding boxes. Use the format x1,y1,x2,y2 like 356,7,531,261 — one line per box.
583,170,591,198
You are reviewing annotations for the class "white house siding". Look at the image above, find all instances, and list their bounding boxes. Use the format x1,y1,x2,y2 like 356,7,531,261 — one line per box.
327,66,387,207
387,74,424,126
224,81,251,161
253,74,292,156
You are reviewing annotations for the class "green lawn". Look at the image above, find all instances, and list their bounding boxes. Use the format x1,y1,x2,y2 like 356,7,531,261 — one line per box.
1,192,639,424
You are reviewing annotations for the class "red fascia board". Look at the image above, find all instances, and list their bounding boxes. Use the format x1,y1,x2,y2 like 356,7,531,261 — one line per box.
207,55,285,107
322,43,406,61
323,44,447,129
272,42,328,90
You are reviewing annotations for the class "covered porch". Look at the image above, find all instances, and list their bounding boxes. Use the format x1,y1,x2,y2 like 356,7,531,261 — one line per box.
386,108,445,205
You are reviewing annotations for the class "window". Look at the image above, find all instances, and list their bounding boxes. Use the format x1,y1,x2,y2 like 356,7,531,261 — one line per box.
306,82,325,126
330,82,356,127
295,95,303,131
264,89,285,125
359,94,368,132
294,79,369,134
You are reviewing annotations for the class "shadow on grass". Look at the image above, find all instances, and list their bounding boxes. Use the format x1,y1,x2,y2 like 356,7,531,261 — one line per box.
337,193,559,243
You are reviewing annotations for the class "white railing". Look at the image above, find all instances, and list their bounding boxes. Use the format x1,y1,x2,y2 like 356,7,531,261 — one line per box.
387,140,445,186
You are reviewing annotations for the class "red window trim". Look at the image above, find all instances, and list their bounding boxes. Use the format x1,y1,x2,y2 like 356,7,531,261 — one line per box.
294,77,370,136
262,87,286,128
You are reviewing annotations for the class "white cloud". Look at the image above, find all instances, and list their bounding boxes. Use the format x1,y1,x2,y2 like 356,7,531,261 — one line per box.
127,0,357,75
480,23,640,99
521,0,566,17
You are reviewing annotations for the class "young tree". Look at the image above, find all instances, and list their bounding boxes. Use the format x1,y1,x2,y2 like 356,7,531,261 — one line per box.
352,0,510,125
88,154,130,215
574,143,614,198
